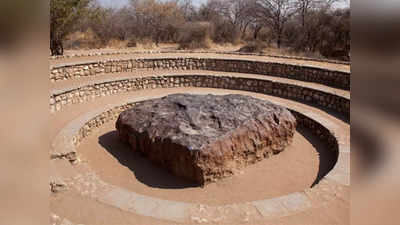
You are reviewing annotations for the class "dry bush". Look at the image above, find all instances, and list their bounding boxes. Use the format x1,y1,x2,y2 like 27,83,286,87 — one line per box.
285,48,324,59
237,41,268,53
53,0,349,58
177,22,212,49
64,29,101,49
106,39,128,49
212,22,241,45
257,28,274,44
126,37,137,48
134,0,185,45
137,38,156,49
319,47,349,61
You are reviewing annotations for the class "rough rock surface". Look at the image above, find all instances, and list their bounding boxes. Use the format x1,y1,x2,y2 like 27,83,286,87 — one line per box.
116,94,296,185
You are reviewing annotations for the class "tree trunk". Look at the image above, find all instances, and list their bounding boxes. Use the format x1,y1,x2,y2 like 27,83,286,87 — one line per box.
253,26,262,40
50,38,64,56
241,23,249,40
50,29,64,56
277,33,281,49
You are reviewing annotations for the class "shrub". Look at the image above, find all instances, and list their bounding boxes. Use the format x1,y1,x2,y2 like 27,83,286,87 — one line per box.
127,37,137,48
212,22,241,45
64,29,101,49
137,38,156,49
106,39,128,49
237,41,268,53
177,22,212,49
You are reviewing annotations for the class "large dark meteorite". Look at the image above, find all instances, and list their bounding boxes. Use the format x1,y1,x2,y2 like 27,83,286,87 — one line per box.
116,94,296,185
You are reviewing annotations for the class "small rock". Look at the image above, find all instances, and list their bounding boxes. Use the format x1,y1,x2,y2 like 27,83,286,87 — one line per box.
51,213,60,221
60,218,73,225
50,179,68,193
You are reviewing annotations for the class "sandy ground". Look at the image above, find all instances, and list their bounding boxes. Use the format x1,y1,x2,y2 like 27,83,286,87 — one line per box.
61,44,305,58
76,121,334,206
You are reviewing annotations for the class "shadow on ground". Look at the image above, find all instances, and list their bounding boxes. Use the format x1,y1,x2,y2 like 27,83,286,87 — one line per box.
99,127,338,189
296,127,338,187
98,131,199,189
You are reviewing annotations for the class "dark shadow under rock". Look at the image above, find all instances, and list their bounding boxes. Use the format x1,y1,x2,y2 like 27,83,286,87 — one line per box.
116,94,297,185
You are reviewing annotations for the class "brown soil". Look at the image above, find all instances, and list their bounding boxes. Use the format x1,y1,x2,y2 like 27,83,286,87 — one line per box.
76,120,333,206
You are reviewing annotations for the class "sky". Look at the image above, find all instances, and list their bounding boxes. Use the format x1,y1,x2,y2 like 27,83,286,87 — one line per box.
97,0,130,8
97,0,349,9
97,0,210,8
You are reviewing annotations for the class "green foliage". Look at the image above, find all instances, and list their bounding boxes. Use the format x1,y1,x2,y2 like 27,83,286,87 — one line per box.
50,0,92,55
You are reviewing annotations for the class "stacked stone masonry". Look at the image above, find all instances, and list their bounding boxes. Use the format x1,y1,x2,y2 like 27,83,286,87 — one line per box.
50,50,350,66
50,75,350,119
51,58,350,90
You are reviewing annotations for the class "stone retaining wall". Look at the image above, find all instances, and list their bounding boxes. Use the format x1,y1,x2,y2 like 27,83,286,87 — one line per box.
73,103,136,146
291,110,339,159
50,50,350,66
50,75,350,119
50,58,350,90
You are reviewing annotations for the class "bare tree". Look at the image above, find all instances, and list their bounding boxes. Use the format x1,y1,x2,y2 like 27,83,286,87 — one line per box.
200,0,256,41
179,0,196,21
295,0,315,27
254,0,296,48
294,0,342,27
227,0,257,39
55,0,350,59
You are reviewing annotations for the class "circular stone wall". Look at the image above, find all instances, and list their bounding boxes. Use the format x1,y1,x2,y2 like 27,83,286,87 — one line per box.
49,51,350,225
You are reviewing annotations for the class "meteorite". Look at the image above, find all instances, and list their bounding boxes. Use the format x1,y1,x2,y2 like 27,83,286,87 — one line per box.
116,94,296,185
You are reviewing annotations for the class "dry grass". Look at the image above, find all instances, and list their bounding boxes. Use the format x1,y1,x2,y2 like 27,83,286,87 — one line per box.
106,39,129,49
136,38,156,49
237,41,268,53
63,36,328,60
262,47,325,59
64,29,101,49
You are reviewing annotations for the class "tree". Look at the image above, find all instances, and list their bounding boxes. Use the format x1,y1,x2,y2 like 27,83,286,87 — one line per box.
294,0,343,28
212,0,256,39
285,0,347,53
131,0,184,45
88,6,136,45
295,0,314,27
179,0,196,21
318,8,350,60
254,0,296,48
50,0,93,55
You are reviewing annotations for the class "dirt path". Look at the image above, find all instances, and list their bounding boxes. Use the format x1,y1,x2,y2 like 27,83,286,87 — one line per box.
78,123,324,205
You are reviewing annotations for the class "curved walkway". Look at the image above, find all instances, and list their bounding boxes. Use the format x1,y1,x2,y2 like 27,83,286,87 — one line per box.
51,52,350,73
